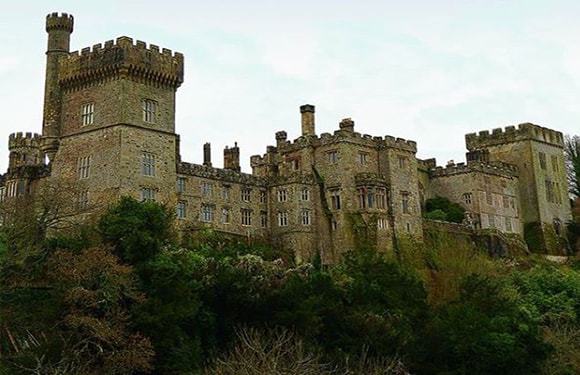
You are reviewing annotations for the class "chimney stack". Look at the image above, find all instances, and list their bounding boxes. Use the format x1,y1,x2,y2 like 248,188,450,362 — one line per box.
224,142,240,172
300,104,315,136
203,142,212,167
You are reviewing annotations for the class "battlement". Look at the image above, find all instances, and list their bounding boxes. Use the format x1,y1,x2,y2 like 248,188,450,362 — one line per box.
46,12,74,32
178,162,266,186
466,123,565,150
9,132,42,150
430,160,518,179
59,36,184,89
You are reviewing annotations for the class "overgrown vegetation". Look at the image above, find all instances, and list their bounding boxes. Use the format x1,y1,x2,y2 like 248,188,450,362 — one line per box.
2,197,580,374
423,196,465,223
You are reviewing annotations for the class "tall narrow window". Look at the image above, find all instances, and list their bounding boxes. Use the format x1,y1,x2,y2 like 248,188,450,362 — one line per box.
278,189,287,202
551,155,559,172
222,185,230,200
201,182,213,196
301,187,310,201
301,209,311,225
259,190,267,203
78,156,91,179
278,211,288,227
241,187,251,202
77,190,89,211
143,99,157,123
177,177,186,193
401,192,410,214
359,152,368,165
327,150,339,164
81,103,94,126
539,152,547,170
142,152,155,176
221,208,230,223
376,188,386,209
177,201,186,218
330,190,341,210
241,209,252,226
398,156,408,169
260,211,267,228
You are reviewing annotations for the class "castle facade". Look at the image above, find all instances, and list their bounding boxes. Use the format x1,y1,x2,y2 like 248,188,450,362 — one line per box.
0,13,572,261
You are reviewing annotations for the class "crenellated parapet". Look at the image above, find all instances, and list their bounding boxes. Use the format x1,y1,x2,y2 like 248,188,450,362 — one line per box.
178,162,267,186
466,123,565,150
9,132,42,150
46,12,74,33
418,158,437,171
429,160,518,179
59,36,184,90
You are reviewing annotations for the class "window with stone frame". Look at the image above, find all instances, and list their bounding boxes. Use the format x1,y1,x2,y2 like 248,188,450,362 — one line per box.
398,156,408,169
260,211,267,228
278,211,288,227
359,152,368,165
78,156,91,179
81,102,94,126
141,187,155,202
505,216,512,232
301,209,311,225
327,150,339,164
376,188,387,209
377,217,388,230
551,155,559,172
142,99,157,123
300,187,310,201
259,190,266,203
201,182,213,196
241,209,252,226
201,204,214,222
177,201,186,219
241,187,251,202
141,152,155,176
464,192,473,205
278,188,287,202
539,152,547,170
357,186,375,209
221,207,230,224
329,189,341,210
77,190,89,211
222,185,230,200
177,177,186,193
401,191,410,214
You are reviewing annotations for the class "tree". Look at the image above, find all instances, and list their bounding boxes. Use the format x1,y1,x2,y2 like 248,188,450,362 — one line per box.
565,135,580,200
424,196,465,223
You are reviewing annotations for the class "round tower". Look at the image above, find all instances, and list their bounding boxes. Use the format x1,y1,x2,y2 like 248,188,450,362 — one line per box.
8,132,42,171
42,12,74,161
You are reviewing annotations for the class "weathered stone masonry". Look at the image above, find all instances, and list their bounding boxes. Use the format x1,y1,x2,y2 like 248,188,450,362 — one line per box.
0,13,572,259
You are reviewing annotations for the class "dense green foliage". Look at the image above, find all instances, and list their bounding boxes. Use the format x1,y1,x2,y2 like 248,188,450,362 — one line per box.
2,197,580,374
424,196,466,223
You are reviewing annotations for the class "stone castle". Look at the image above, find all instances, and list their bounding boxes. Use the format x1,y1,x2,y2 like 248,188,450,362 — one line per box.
0,13,572,262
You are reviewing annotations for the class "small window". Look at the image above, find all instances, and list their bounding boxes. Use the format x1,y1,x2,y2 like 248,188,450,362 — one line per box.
301,209,311,225
241,187,251,202
278,211,288,227
221,208,230,224
539,152,547,170
260,211,267,228
505,217,512,232
143,99,157,123
551,155,559,172
359,152,368,165
81,103,94,126
222,185,230,200
328,150,339,164
177,177,186,193
300,187,310,201
141,187,155,201
142,152,155,176
376,188,386,209
502,196,509,209
77,190,89,211
201,204,214,222
401,191,410,214
486,191,493,205
330,190,341,210
377,218,388,230
78,156,91,179
241,209,252,226
177,201,186,218
259,190,266,203
278,189,287,202
398,156,408,169
464,192,473,205
201,182,213,196
489,214,495,228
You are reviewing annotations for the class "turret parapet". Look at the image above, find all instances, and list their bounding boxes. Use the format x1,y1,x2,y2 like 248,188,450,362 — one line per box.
466,123,565,150
9,132,42,150
60,36,184,89
418,158,437,171
384,135,417,153
430,160,518,179
46,12,74,33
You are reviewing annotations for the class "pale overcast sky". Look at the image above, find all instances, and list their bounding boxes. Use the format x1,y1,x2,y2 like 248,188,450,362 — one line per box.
1,0,579,173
